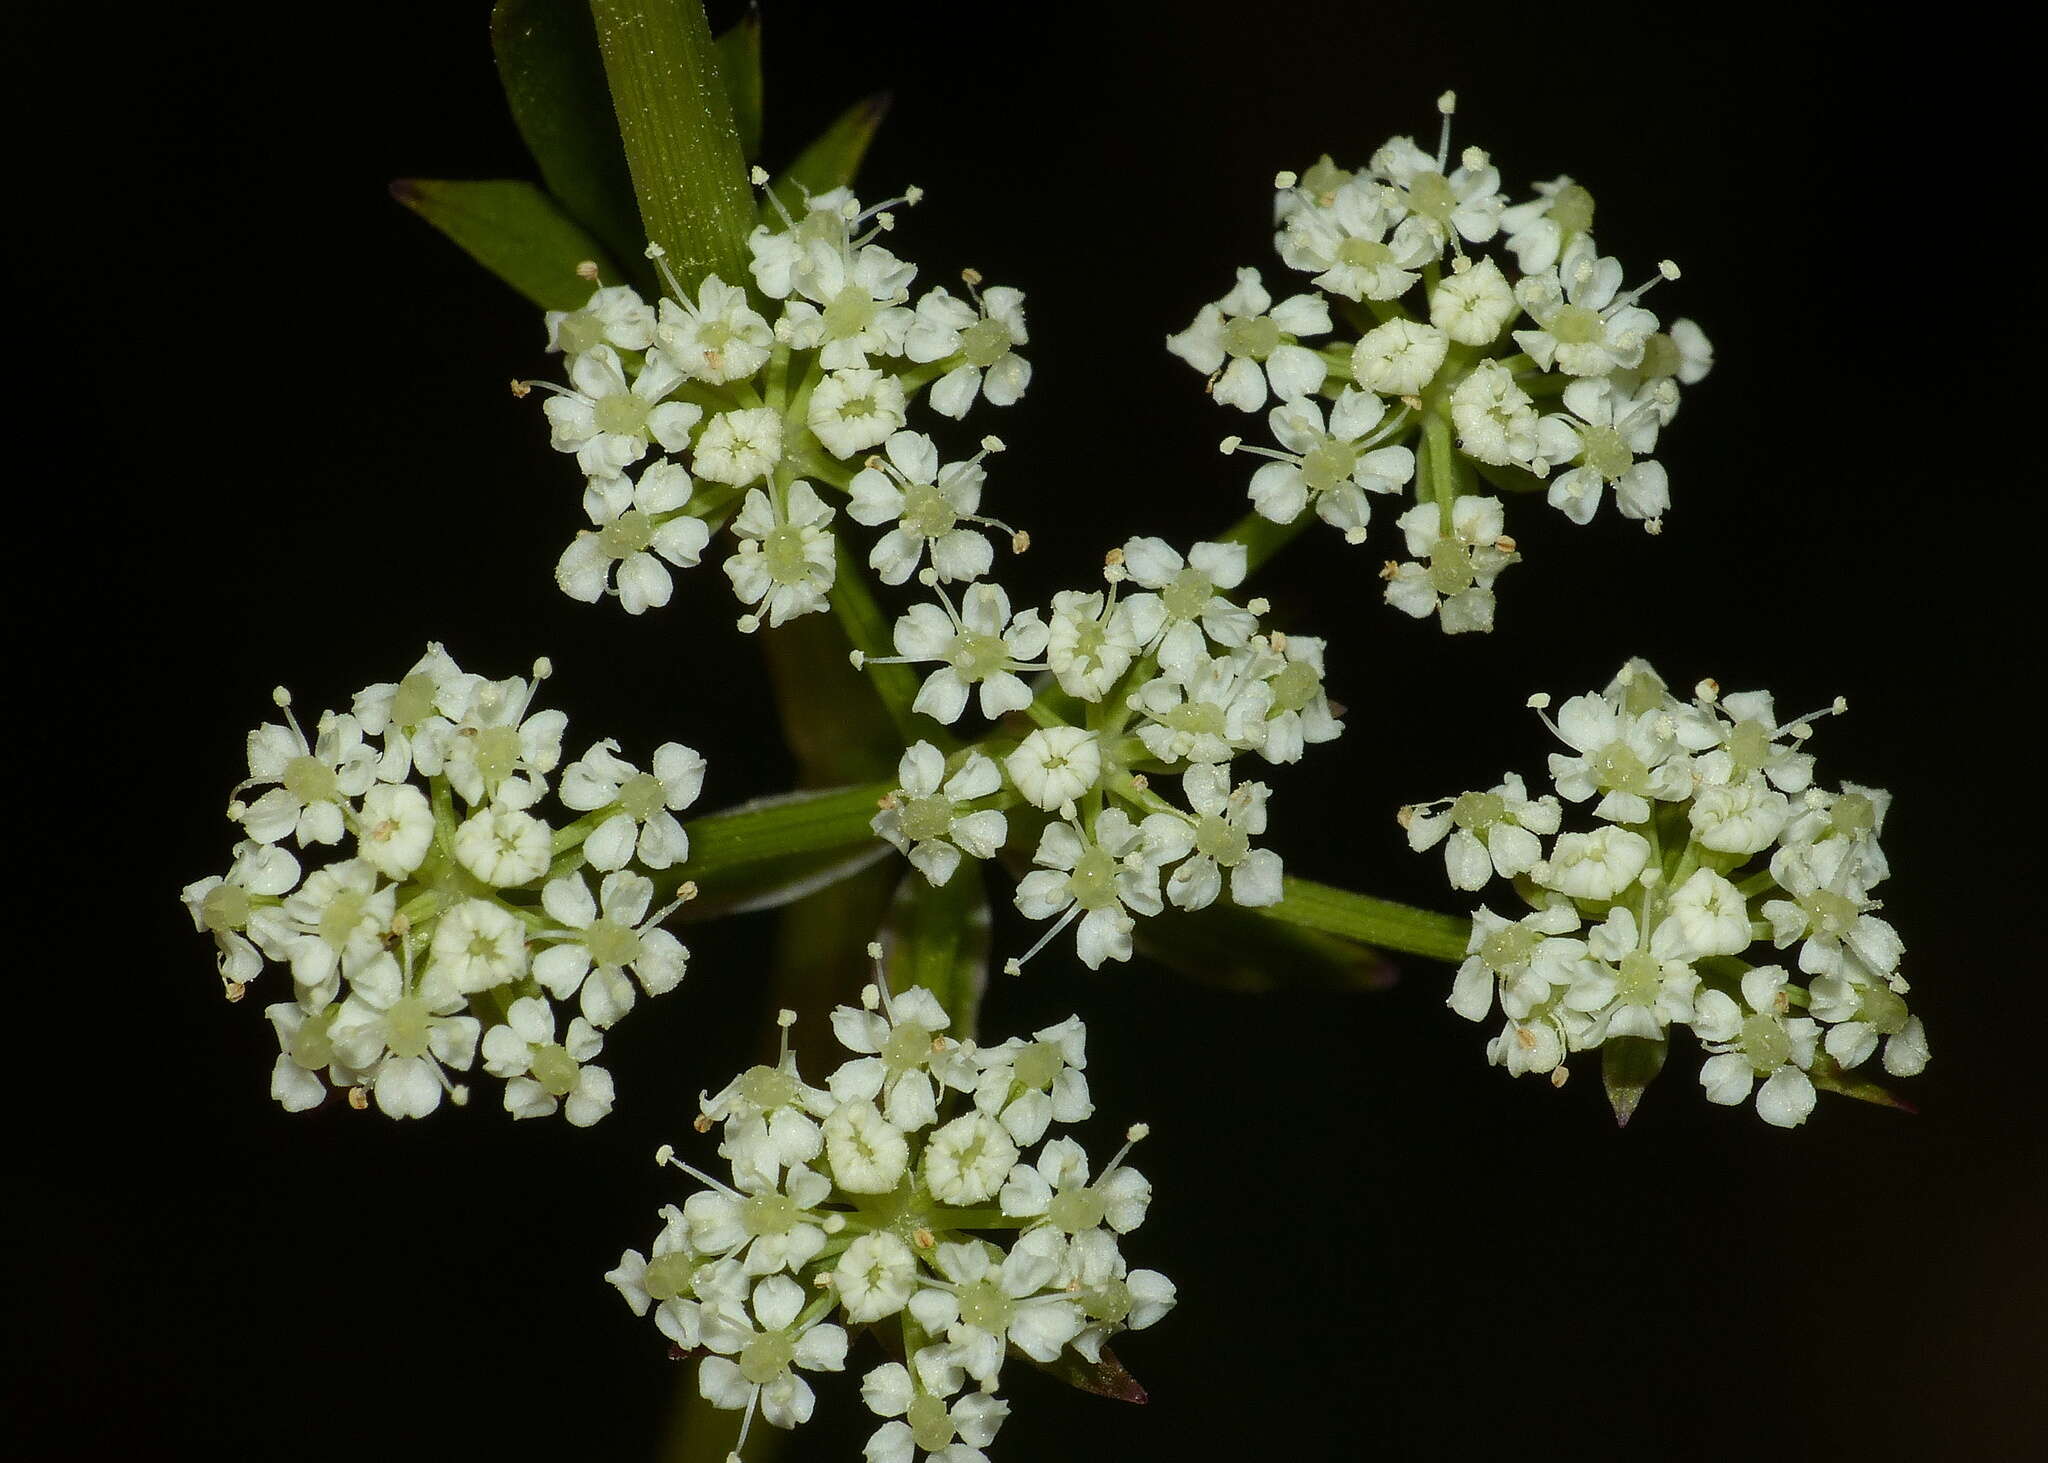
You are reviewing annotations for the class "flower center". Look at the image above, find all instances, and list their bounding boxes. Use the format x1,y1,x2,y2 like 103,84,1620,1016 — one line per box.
948,631,1011,682
471,725,523,786
901,480,958,538
1427,539,1473,595
585,917,643,969
961,316,1012,367
283,754,338,807
1592,741,1652,795
593,392,651,437
1193,813,1249,866
1548,303,1604,346
1300,438,1357,493
642,1251,694,1301
288,1008,337,1070
1269,661,1318,714
385,995,433,1060
763,523,816,584
1011,1040,1064,1092
1740,1014,1790,1074
1480,922,1542,973
956,1277,1015,1334
1727,719,1773,773
908,1395,957,1451
742,1192,801,1238
739,1330,796,1386
531,1043,580,1097
737,1065,797,1110
1163,700,1226,739
1801,890,1860,938
1067,847,1123,911
1616,950,1664,1006
897,794,956,844
389,672,439,728
618,771,668,822
822,284,877,338
1162,566,1214,623
202,882,251,933
1451,790,1505,831
318,887,369,951
1337,236,1393,271
1047,1184,1108,1234
1223,314,1280,360
1550,184,1596,234
555,311,606,355
599,508,655,559
1083,1278,1133,1324
882,1023,934,1074
1580,425,1632,482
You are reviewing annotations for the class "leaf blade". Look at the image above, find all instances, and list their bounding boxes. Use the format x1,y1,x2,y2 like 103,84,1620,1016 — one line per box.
390,177,622,310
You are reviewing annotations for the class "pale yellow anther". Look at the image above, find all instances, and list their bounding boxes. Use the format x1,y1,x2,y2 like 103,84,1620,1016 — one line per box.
961,266,983,286
575,259,600,281
347,1086,370,1111
913,1227,936,1250
677,881,699,903
509,379,531,398
1274,170,1299,189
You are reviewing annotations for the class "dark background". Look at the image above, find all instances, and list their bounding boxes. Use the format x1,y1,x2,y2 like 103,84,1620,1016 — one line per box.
17,2,2040,1459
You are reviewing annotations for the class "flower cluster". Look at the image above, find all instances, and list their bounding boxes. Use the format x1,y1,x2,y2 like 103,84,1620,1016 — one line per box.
1402,659,1926,1126
181,644,705,1123
606,972,1173,1463
529,181,1031,630
1175,93,1712,632
859,531,1339,973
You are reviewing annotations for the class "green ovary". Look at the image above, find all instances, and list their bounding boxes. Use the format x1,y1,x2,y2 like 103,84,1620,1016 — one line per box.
1163,700,1226,739
1801,890,1860,939
282,755,338,808
739,1330,796,1385
742,1193,801,1238
1480,922,1541,974
1547,304,1604,346
1451,791,1505,831
961,316,1012,367
1579,425,1632,482
1550,184,1596,234
530,1043,580,1098
642,1251,694,1302
1012,1040,1064,1092
1337,236,1393,271
598,509,655,559
1405,171,1456,222
1616,950,1664,1006
288,1009,337,1071
1047,1185,1107,1234
1592,741,1652,796
389,672,439,728
1300,439,1357,493
1083,1278,1133,1324
471,725,522,787
955,1277,1014,1334
737,1065,796,1111
584,918,643,970
901,481,958,539
318,888,368,951
907,1395,957,1451
593,393,650,437
1194,813,1249,867
897,794,955,844
1427,540,1473,596
1162,567,1213,623
1269,661,1318,714
384,996,433,1061
949,632,1010,682
618,771,667,822
1741,1014,1790,1074
202,882,251,934
555,312,606,356
762,524,816,585
1223,314,1281,360
1066,848,1123,911
822,285,877,338
882,1023,933,1073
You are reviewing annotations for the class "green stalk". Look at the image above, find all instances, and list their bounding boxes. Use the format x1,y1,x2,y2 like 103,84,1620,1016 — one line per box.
588,0,753,291
1257,876,1471,963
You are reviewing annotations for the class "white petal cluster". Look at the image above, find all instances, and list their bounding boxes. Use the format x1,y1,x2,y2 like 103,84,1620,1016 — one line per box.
1184,94,1713,631
1407,660,1925,1126
606,982,1173,1463
181,646,703,1123
525,183,1033,634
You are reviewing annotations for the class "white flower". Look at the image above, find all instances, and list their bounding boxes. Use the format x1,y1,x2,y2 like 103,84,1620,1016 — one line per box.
533,870,686,1028
540,345,701,477
1533,826,1652,903
275,859,394,1006
184,840,298,992
1242,389,1414,540
1402,773,1561,891
1539,688,1691,823
971,1017,1091,1146
1649,869,1753,961
652,272,772,383
415,670,566,812
691,405,784,486
425,897,529,998
1044,589,1157,702
264,999,361,1112
1381,496,1518,634
808,367,907,458
910,1232,1083,1383
1449,359,1540,469
699,1020,836,1179
1429,256,1516,346
1567,907,1699,1042
1129,652,1273,766
1350,318,1448,396
697,1272,848,1434
1447,902,1582,1025
1688,775,1792,857
1499,175,1596,274
1166,267,1330,411
828,981,976,1132
861,1362,1007,1463
559,738,706,871
683,1164,832,1276
999,1130,1152,1236
1064,1228,1176,1362
823,1097,912,1193
923,1113,1020,1205
351,643,481,783
1274,173,1437,301
1003,726,1101,815
724,481,838,628
1012,811,1192,970
480,995,615,1126
329,950,481,1119
1693,967,1818,1128
777,243,915,369
546,282,656,357
355,782,433,879
555,462,711,614
236,698,378,846
834,1234,919,1324
904,281,1032,418
452,804,552,887
1167,763,1283,910
873,743,1008,888
1535,378,1672,526
885,582,1048,725
1512,242,1663,377
1371,123,1505,249
1118,536,1255,680
846,431,997,586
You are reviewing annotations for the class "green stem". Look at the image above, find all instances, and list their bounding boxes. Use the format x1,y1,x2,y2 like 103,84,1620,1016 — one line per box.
1216,507,1313,576
1258,875,1471,963
589,0,753,291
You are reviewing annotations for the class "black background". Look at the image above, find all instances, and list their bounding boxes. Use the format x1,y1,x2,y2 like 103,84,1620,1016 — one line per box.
18,2,2041,1460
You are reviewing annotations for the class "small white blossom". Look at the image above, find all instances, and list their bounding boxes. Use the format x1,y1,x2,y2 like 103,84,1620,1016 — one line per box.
1351,317,1448,396
1693,967,1819,1128
1429,256,1515,345
1003,726,1101,815
873,742,1008,888
1402,773,1560,890
1012,811,1192,970
885,582,1048,725
1381,497,1518,634
724,481,838,628
546,282,656,357
653,272,773,383
691,405,784,486
1243,389,1415,540
809,367,908,458
905,281,1032,418
329,949,481,1119
1166,762,1283,910
555,461,711,614
452,804,552,888
533,870,686,1028
540,345,701,477
480,995,615,1126
847,431,998,586
1166,266,1330,411
1119,537,1256,680
558,738,706,871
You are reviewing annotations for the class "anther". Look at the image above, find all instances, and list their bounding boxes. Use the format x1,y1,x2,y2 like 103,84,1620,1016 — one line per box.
575,259,600,281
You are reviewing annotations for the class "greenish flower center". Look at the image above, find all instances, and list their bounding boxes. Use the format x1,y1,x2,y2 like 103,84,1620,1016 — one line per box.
1726,720,1773,772
1162,566,1213,623
822,284,878,338
897,794,956,844
472,725,523,787
385,995,433,1061
1162,700,1226,739
1336,236,1393,272
742,1192,802,1238
1592,741,1652,796
202,882,251,933
1083,1279,1133,1324
961,316,1012,368
1193,813,1249,866
1047,1185,1107,1234
1301,438,1357,493
1480,922,1542,973
1223,314,1281,360
1637,333,1682,379
319,887,369,951
643,1251,694,1302
531,1043,580,1097
593,392,651,437
599,508,655,559
555,312,607,355
1427,539,1473,595
883,1023,935,1074
1861,983,1909,1036
737,1065,797,1110
956,1277,1015,1334
763,523,816,585
1451,791,1505,831
907,1395,956,1451
585,917,643,970
288,1008,338,1071
1832,793,1876,835
1801,890,1860,938
1011,1040,1064,1092
1741,1014,1790,1074
1269,661,1319,714
1406,170,1456,222
618,771,667,822
739,1330,796,1385
901,480,958,539
1550,184,1596,235
283,754,338,807
949,631,1010,682
1548,303,1604,346
389,672,439,728
1616,950,1664,1006
1580,424,1632,482
1067,847,1123,912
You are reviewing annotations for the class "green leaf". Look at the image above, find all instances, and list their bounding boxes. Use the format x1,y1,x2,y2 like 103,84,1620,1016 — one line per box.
672,842,889,921
650,781,891,906
1601,1035,1668,1128
589,0,754,291
760,610,901,786
1254,875,1471,964
1026,1343,1148,1404
882,865,991,1038
1807,1054,1919,1114
831,535,944,748
762,93,890,215
1137,901,1395,994
715,8,764,162
489,0,645,269
389,178,623,310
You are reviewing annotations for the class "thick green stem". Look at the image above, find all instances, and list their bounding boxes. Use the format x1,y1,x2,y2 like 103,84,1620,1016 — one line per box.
1257,876,1471,963
589,0,753,291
